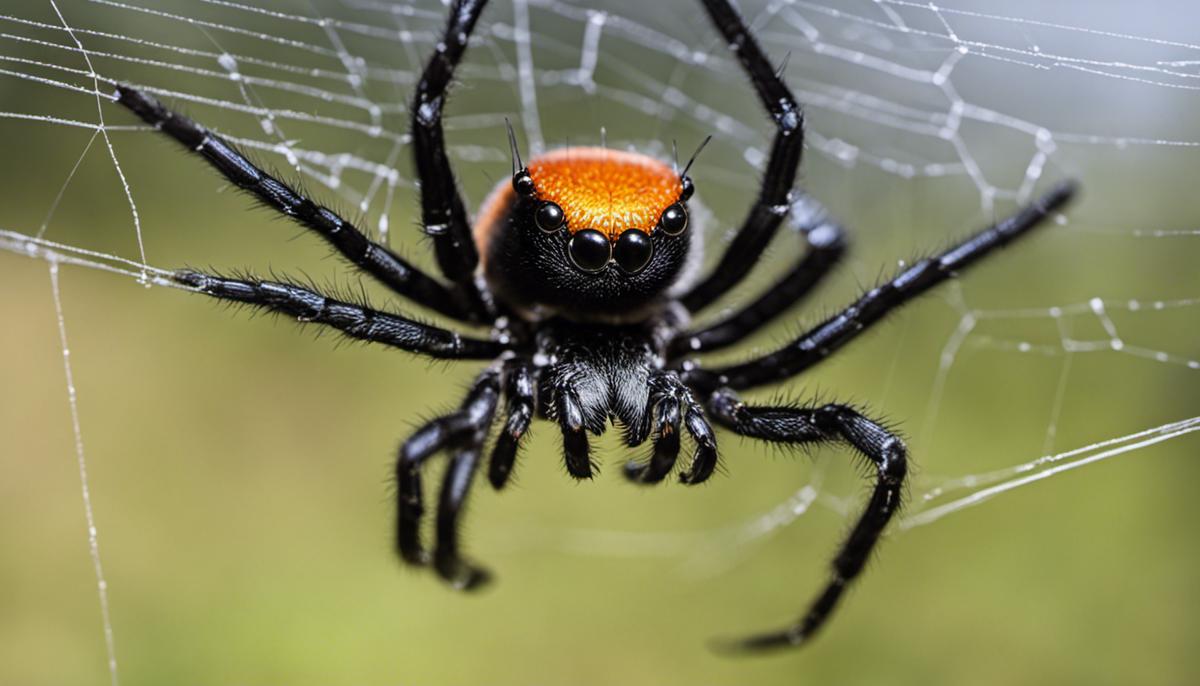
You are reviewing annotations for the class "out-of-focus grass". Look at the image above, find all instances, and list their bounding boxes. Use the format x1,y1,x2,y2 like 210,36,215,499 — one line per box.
1,0,1198,684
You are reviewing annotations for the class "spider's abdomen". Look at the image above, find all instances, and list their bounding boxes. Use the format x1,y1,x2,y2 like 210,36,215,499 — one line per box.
474,148,695,322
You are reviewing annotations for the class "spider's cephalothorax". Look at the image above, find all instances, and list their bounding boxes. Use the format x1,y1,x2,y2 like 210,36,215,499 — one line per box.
115,0,1078,654
476,147,697,320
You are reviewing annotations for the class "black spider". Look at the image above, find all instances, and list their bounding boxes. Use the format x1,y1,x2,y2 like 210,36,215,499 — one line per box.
114,0,1076,653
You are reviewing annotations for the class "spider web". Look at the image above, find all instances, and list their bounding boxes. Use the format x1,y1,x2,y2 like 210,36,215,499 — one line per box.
1,0,1197,682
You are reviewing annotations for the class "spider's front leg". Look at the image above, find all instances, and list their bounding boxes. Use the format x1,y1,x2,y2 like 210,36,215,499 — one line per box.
396,366,501,590
679,0,806,313
173,271,500,358
114,87,479,323
410,0,496,319
706,388,907,651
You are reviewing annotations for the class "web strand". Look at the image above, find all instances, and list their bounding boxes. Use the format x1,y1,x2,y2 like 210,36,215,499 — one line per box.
50,262,120,686
903,416,1200,529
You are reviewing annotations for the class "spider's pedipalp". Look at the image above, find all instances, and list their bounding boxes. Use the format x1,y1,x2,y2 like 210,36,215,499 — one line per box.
554,382,596,480
678,400,719,485
623,389,682,484
623,371,718,485
488,359,536,490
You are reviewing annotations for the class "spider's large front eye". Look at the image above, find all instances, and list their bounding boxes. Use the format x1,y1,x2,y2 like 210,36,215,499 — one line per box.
659,203,688,235
613,229,652,274
568,229,611,272
535,201,566,232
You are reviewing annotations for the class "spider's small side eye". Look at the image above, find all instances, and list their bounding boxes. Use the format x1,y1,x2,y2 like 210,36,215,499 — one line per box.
535,201,566,232
680,176,695,201
568,229,611,272
512,170,536,197
660,203,688,236
613,229,652,274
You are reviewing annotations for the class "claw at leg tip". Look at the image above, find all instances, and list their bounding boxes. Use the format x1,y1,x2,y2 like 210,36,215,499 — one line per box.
708,628,809,656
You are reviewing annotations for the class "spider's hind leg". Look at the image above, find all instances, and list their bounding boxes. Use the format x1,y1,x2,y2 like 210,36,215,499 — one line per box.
396,366,500,590
434,443,490,589
705,388,906,651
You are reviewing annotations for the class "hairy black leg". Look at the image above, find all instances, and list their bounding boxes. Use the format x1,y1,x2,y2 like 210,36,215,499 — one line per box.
707,389,906,651
113,86,479,323
680,0,805,314
434,439,491,589
396,368,500,572
488,359,535,489
684,181,1078,392
411,0,494,319
624,373,719,485
174,271,500,359
669,192,845,357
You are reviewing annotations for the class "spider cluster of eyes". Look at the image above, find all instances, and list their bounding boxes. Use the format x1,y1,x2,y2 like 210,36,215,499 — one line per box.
513,169,690,275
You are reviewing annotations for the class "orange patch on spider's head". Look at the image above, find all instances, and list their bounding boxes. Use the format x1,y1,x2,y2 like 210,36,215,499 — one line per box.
527,147,683,240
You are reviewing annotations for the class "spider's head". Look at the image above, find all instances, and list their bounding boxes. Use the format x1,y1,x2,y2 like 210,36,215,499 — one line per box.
475,146,700,322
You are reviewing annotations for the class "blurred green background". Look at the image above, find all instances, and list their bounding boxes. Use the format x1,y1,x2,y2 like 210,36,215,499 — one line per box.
1,0,1198,684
